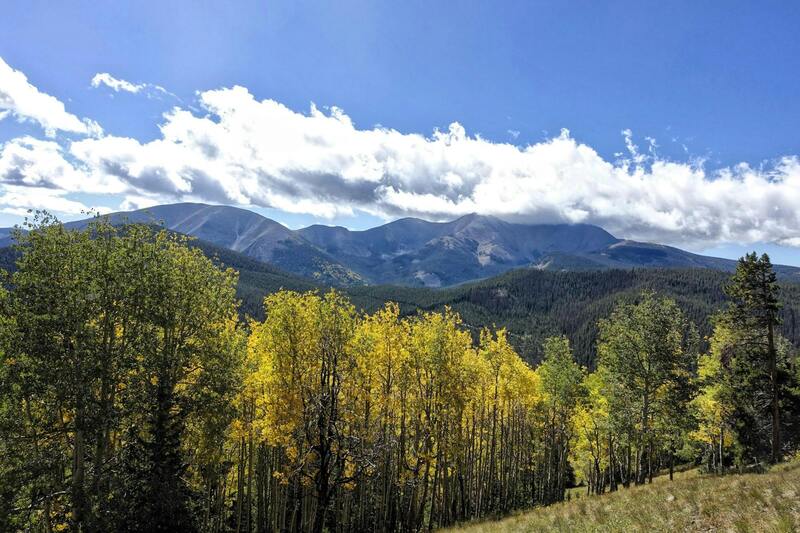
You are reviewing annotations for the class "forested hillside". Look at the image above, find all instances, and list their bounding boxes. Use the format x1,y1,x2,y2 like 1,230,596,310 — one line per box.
270,267,800,367
2,218,800,532
6,218,800,369
171,239,800,367
201,242,800,367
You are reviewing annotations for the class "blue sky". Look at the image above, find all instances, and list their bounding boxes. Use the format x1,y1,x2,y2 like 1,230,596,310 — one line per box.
1,1,799,263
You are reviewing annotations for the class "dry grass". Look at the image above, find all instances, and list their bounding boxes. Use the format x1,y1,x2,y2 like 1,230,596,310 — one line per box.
447,461,800,532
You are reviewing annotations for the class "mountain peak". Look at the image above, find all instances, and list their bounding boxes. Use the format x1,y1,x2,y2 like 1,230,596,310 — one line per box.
11,202,797,288
454,212,500,223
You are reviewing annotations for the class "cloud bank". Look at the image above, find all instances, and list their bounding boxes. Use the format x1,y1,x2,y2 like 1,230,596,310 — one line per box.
1,58,799,249
0,57,101,137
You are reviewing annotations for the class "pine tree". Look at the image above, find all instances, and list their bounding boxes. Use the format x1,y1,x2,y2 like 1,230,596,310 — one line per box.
720,253,782,463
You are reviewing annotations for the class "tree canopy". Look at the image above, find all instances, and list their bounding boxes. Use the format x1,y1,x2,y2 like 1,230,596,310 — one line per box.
1,218,799,531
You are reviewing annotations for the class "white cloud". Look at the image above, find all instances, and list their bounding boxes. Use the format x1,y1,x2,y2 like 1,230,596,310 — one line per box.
0,136,122,218
0,185,109,217
62,86,800,248
91,73,145,93
0,56,101,137
0,136,122,193
91,72,172,99
2,76,800,249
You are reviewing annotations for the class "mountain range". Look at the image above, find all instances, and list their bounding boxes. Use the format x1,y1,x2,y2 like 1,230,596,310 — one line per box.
2,202,799,287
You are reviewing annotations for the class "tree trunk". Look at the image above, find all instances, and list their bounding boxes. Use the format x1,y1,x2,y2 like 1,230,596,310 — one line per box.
669,448,674,481
768,320,781,464
312,472,329,533
73,394,87,530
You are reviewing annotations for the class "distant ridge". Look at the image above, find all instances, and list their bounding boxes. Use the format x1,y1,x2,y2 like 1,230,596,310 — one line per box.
2,202,798,287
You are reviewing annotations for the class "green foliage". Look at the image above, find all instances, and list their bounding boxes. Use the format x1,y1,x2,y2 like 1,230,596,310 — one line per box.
0,214,244,532
2,217,800,532
345,267,800,367
700,253,800,467
595,293,698,485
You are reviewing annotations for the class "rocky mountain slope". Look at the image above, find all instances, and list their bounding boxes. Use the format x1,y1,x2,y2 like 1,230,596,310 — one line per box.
3,202,798,287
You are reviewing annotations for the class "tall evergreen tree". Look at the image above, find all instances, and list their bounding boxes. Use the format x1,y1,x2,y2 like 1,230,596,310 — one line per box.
721,253,783,463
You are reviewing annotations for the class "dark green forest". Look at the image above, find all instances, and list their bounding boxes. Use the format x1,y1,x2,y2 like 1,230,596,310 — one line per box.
233,256,800,367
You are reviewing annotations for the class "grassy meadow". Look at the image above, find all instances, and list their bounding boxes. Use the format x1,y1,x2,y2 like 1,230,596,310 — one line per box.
449,460,800,532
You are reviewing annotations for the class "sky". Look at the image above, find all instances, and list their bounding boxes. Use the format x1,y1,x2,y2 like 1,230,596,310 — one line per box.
1,1,799,263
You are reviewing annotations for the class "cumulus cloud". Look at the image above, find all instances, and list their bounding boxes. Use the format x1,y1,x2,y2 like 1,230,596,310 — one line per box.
0,56,102,137
91,72,173,99
59,86,800,248
1,69,799,248
0,185,109,217
0,136,122,193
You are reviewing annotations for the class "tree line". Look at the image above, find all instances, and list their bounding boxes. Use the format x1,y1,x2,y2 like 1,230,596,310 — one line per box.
1,218,799,531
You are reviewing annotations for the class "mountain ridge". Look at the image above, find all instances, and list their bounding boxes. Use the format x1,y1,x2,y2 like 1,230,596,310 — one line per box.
3,202,798,286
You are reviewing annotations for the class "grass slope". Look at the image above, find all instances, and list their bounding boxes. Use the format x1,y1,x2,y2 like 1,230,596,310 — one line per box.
450,461,800,532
